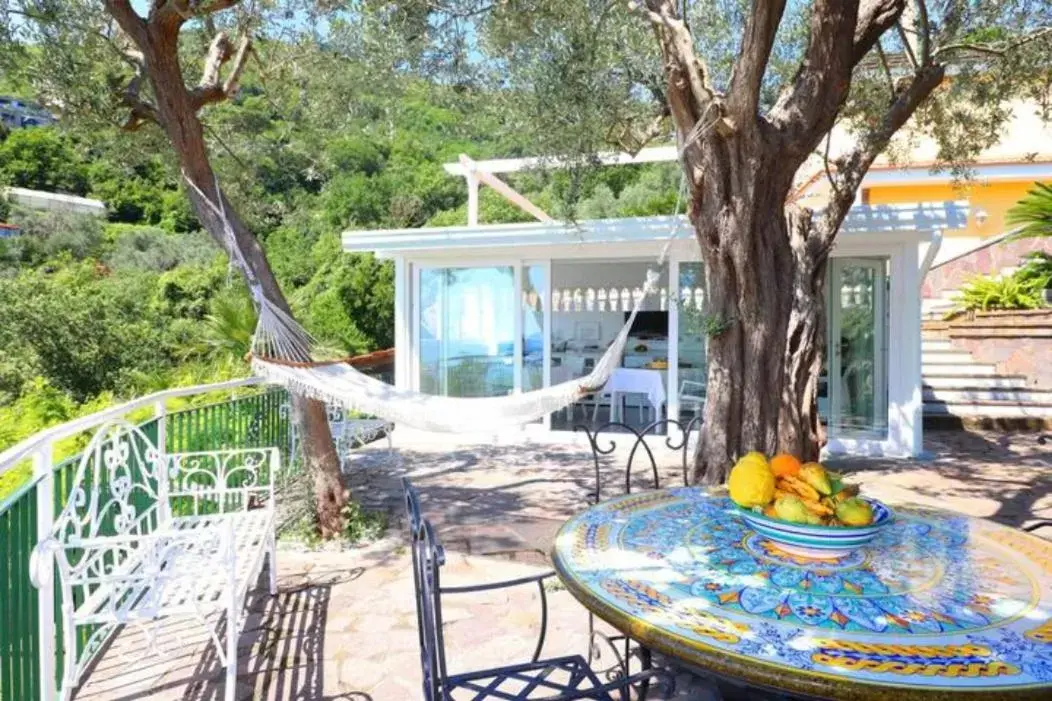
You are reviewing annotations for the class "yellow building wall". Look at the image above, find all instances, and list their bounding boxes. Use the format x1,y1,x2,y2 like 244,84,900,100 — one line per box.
865,180,1037,238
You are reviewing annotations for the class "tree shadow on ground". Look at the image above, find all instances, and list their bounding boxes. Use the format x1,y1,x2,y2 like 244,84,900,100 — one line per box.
170,567,365,701
342,436,693,557
829,430,1052,528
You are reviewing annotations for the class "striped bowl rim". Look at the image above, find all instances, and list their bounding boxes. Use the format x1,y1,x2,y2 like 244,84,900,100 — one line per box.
735,497,894,535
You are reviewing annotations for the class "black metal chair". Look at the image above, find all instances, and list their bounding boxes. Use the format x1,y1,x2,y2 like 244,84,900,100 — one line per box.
574,418,700,692
403,478,671,701
1024,521,1052,536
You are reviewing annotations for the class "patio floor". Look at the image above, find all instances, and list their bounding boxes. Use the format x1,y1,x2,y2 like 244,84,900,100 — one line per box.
75,429,1052,700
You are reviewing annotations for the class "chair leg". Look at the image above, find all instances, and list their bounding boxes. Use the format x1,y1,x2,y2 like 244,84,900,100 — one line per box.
268,532,278,596
225,602,238,701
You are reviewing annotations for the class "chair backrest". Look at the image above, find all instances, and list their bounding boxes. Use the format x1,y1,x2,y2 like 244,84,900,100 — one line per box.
576,418,701,503
403,479,448,701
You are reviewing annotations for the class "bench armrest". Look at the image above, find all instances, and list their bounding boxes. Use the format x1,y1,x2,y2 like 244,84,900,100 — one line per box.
29,537,63,590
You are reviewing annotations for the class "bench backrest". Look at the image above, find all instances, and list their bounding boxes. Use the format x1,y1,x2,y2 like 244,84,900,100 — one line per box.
49,420,167,592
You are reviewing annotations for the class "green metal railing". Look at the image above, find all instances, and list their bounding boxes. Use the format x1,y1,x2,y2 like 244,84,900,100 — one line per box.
0,386,293,701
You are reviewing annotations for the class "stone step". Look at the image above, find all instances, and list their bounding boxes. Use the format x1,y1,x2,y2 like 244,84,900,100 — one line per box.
923,400,1052,418
921,351,976,364
949,327,1052,339
922,363,997,376
921,339,954,352
923,375,1027,389
923,387,1052,404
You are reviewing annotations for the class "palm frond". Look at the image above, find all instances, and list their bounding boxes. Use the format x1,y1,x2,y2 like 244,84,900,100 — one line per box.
1007,182,1052,240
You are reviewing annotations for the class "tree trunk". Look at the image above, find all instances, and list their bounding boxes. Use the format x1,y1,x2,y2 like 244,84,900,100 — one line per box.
779,208,830,462
688,134,829,484
140,26,347,536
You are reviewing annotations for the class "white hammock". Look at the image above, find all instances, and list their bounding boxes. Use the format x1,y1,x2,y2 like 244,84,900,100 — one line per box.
250,269,661,433
186,145,694,433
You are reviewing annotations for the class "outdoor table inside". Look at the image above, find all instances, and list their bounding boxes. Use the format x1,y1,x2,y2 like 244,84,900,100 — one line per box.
551,487,1052,701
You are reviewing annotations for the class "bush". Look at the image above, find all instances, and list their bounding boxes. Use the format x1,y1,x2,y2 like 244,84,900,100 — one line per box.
0,207,104,264
105,224,219,272
953,272,1046,313
1015,251,1052,290
0,127,89,195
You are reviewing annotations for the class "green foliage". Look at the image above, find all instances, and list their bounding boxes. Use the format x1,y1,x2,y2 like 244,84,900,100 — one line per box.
299,234,395,355
0,206,103,264
0,127,88,194
1007,182,1052,240
152,262,228,320
953,271,1048,313
104,224,219,272
341,500,389,543
199,288,259,361
1015,252,1052,290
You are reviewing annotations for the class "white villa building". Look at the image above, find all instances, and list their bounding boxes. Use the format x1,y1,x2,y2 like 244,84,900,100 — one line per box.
343,151,970,458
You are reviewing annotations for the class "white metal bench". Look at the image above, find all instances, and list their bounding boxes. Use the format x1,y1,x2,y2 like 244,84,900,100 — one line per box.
29,420,279,701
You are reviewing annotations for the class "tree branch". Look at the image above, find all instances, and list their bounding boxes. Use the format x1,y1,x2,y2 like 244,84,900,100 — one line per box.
852,0,907,66
726,0,787,125
640,0,718,111
102,0,147,47
821,63,945,238
119,57,158,131
189,33,252,111
915,0,931,65
770,0,863,155
152,0,244,27
933,26,1052,60
895,21,919,69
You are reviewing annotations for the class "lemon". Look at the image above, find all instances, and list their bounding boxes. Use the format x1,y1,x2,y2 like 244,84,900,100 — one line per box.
728,456,775,508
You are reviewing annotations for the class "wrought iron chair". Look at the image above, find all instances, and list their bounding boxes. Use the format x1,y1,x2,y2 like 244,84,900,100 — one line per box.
403,478,671,700
1024,521,1052,536
574,417,701,692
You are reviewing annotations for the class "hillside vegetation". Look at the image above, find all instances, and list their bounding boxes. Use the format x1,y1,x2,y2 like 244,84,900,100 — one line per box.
0,47,678,471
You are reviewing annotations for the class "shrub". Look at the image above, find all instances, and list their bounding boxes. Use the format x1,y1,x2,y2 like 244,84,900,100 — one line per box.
952,273,1046,313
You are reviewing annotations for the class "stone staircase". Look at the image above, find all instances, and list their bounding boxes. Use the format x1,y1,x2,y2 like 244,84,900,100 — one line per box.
922,329,1052,428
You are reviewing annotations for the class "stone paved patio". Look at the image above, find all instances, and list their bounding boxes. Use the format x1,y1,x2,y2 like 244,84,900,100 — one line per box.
75,429,1051,700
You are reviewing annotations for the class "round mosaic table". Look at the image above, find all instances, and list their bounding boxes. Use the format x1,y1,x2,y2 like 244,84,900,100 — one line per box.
551,487,1052,700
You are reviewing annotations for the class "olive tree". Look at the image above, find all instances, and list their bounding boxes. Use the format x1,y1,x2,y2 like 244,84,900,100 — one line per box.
422,0,1052,481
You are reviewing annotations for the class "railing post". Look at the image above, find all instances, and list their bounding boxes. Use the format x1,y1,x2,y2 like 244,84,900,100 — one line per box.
154,401,171,524
154,400,167,456
34,443,55,701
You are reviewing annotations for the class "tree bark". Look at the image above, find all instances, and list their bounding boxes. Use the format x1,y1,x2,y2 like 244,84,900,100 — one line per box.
130,19,347,536
688,138,800,483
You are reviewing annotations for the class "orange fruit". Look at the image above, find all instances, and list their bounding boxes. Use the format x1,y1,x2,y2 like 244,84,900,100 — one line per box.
770,453,802,479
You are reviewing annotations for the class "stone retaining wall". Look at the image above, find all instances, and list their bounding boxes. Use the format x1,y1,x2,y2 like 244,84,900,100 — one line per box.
934,310,1052,389
923,237,1050,299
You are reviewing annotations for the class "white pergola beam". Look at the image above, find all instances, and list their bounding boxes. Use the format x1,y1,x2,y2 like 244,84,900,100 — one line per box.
445,145,679,176
459,154,554,224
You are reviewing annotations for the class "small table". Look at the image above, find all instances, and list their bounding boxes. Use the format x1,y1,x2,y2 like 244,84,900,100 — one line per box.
552,487,1052,700
594,367,666,424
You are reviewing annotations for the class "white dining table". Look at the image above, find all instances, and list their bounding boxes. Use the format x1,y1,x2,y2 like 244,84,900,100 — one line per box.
592,367,666,423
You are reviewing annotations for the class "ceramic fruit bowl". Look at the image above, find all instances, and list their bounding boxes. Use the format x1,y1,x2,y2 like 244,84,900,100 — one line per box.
736,498,894,558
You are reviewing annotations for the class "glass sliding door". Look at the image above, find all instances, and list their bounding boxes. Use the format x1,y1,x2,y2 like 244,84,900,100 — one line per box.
677,262,707,421
522,264,547,393
827,257,889,439
418,266,516,397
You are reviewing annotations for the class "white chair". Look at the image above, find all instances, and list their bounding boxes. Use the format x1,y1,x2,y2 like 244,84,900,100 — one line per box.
561,355,588,421
679,379,706,419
